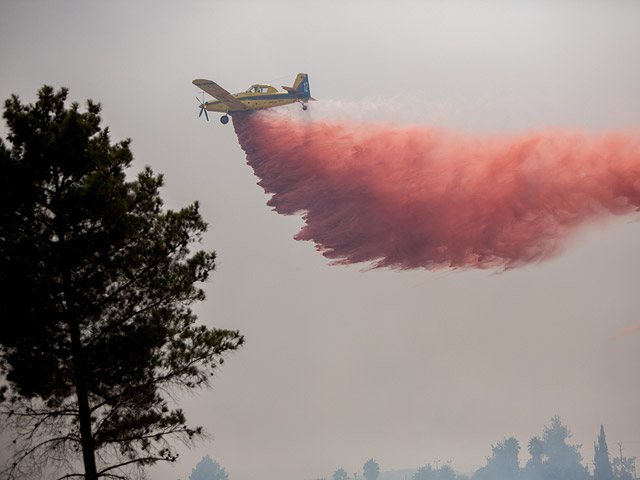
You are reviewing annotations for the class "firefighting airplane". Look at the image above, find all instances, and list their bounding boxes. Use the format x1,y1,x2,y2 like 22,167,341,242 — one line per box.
192,73,315,124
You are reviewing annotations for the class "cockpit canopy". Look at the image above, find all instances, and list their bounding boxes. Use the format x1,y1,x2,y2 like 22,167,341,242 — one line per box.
247,84,278,94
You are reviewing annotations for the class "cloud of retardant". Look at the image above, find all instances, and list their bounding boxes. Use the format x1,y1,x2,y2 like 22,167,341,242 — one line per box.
233,112,640,270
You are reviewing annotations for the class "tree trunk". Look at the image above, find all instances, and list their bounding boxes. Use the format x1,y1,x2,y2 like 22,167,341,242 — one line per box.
70,320,99,480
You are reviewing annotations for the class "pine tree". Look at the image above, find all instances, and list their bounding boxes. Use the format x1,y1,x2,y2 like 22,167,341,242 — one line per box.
0,86,243,479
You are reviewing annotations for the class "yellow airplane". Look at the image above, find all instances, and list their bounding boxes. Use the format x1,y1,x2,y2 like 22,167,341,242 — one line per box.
192,73,315,124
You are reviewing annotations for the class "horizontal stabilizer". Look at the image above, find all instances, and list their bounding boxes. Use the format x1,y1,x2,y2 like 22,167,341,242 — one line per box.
282,73,313,99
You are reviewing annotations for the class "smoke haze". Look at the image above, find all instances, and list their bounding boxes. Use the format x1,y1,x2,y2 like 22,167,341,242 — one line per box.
233,111,640,270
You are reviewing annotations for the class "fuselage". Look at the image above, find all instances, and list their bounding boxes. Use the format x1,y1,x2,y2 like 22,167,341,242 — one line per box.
205,84,299,113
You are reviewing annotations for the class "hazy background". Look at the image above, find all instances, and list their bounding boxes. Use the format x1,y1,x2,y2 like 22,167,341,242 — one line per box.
1,1,639,479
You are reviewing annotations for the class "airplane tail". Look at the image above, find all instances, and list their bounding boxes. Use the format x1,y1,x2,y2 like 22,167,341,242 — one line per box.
283,73,316,100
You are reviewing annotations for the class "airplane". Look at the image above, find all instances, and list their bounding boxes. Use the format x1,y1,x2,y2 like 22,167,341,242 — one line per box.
192,73,315,124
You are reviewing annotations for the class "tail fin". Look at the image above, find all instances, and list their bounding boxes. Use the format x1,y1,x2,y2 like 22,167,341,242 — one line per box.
283,73,314,99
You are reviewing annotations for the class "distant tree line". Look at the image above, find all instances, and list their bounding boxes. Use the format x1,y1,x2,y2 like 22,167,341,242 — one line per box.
319,459,381,480
315,417,636,480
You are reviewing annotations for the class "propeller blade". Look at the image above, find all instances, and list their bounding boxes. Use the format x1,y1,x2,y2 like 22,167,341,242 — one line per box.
196,97,209,121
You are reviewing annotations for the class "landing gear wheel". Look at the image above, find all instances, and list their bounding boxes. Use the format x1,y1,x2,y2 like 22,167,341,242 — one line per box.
302,104,308,111
220,115,230,125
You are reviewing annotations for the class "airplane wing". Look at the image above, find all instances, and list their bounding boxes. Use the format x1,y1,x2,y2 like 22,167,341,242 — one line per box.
192,79,252,111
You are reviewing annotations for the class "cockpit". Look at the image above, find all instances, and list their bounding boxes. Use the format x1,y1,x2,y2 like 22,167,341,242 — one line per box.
247,85,275,94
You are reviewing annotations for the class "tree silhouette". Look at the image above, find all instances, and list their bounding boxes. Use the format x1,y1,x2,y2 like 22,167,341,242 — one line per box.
189,455,229,480
333,468,349,480
413,464,437,480
412,463,456,480
473,437,520,480
0,86,243,479
523,436,544,480
612,447,636,480
593,425,613,480
363,458,380,480
540,416,588,480
438,464,456,480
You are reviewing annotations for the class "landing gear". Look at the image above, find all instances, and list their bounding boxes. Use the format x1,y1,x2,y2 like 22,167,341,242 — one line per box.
302,104,308,111
220,114,230,125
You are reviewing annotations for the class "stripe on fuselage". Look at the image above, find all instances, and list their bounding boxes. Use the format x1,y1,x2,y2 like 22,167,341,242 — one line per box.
207,93,296,110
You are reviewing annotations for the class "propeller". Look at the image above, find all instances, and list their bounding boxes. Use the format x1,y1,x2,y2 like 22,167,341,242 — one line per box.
196,96,209,121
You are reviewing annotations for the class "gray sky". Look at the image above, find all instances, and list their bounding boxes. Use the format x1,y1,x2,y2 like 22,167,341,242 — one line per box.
1,1,640,479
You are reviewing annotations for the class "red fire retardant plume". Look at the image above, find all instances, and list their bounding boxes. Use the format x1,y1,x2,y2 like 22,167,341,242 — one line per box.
233,112,640,270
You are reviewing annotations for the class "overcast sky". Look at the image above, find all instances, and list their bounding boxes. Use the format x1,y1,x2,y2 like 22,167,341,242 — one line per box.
1,1,640,479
